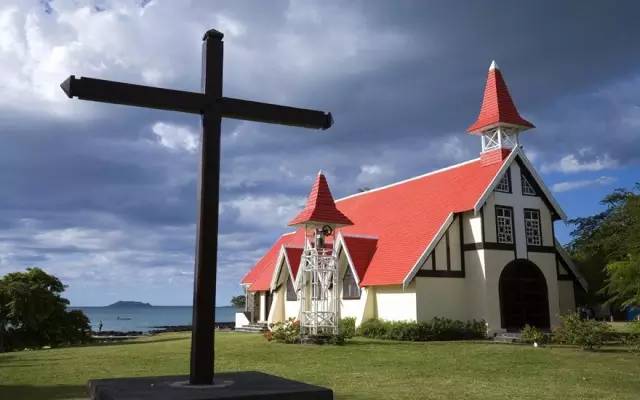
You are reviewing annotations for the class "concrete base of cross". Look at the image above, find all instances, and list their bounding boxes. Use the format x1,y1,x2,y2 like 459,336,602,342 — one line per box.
88,371,333,399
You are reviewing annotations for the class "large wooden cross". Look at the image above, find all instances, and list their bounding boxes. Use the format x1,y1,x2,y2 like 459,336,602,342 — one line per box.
61,29,332,385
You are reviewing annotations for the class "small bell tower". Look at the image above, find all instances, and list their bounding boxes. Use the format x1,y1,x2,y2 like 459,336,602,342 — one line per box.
289,171,353,339
467,61,534,165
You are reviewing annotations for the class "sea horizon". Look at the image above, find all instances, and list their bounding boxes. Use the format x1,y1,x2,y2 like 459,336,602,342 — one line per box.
70,304,237,332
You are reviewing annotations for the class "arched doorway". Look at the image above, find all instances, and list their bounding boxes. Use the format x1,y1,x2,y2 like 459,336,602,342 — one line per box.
499,259,550,331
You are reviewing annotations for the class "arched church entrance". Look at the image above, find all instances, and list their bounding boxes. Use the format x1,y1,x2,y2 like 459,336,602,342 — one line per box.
499,259,550,331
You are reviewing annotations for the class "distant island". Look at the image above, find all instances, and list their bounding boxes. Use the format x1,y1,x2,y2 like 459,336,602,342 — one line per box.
106,301,152,308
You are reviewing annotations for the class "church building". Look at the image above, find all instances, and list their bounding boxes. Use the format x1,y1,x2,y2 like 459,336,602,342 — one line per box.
239,61,587,335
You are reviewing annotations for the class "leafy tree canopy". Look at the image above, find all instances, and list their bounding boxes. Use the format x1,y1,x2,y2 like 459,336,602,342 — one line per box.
0,267,91,352
568,184,640,308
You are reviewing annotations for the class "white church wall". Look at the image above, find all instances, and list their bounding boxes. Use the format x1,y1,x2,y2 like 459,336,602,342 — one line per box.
375,283,416,321
482,249,515,334
463,212,483,243
464,249,488,322
340,299,361,320
415,277,467,321
528,252,561,328
558,281,576,315
278,263,299,320
259,292,267,322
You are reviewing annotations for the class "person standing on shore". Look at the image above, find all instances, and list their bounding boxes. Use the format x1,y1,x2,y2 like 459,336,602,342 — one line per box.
98,320,103,333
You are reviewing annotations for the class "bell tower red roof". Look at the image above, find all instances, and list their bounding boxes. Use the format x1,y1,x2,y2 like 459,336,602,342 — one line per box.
289,171,353,227
467,61,534,134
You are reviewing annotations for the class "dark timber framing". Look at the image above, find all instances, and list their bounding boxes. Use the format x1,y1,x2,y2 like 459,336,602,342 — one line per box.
458,213,466,275
60,29,332,385
445,231,451,271
418,214,464,278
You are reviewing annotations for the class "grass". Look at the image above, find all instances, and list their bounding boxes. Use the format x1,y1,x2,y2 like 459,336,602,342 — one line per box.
1,332,639,399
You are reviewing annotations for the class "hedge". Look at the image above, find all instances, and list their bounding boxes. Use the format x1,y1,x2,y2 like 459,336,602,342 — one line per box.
357,317,486,341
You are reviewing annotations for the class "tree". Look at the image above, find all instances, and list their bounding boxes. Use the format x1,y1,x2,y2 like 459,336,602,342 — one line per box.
0,267,91,352
568,184,640,309
231,295,246,309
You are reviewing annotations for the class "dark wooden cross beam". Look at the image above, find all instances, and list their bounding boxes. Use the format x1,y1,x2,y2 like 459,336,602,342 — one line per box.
61,29,332,385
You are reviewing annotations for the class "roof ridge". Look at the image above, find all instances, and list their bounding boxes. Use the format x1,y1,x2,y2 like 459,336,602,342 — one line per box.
336,156,480,203
341,233,379,239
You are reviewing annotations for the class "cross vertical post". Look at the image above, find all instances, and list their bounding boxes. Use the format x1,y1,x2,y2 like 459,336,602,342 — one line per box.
60,27,334,394
190,29,224,385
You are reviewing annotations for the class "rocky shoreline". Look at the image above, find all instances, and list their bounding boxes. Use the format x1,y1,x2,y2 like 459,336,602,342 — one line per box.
93,322,235,337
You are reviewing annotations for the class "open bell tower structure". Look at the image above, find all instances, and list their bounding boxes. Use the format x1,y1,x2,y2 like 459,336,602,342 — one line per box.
289,171,353,338
467,61,535,164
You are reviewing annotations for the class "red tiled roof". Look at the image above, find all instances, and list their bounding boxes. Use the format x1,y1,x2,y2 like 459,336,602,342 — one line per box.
467,62,534,134
341,235,378,284
242,231,303,291
284,246,303,280
289,171,353,227
243,155,509,289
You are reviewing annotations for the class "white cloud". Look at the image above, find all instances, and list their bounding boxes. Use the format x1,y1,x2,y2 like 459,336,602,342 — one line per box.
223,194,306,229
151,122,199,152
542,152,618,174
356,164,394,187
551,176,616,193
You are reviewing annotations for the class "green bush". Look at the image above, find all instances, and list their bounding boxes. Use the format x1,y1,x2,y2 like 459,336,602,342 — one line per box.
339,317,356,339
624,321,640,353
357,317,486,341
268,318,300,344
520,324,547,344
553,313,611,350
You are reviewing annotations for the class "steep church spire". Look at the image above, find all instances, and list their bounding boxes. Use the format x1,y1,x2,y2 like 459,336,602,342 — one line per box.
468,61,534,164
288,171,353,227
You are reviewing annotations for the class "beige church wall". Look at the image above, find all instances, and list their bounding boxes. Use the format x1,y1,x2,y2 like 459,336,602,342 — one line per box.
415,277,467,321
434,236,447,270
482,249,517,334
375,283,417,321
528,252,561,328
558,281,576,315
463,211,483,243
359,287,376,326
267,286,285,325
448,217,462,271
464,249,488,322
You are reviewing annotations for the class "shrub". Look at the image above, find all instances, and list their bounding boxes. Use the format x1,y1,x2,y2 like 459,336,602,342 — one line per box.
553,313,611,350
269,318,300,344
520,324,547,345
624,321,640,353
357,317,486,341
339,317,356,339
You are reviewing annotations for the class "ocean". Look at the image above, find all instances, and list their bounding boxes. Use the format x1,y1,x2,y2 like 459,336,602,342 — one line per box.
70,305,236,332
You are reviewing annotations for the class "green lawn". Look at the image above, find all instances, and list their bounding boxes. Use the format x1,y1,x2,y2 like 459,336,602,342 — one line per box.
1,332,639,399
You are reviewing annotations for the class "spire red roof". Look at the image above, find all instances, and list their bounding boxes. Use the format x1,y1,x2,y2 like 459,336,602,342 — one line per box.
467,61,534,134
288,171,353,227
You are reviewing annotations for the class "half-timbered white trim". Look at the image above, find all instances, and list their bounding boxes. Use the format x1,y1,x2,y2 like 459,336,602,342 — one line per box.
402,212,455,287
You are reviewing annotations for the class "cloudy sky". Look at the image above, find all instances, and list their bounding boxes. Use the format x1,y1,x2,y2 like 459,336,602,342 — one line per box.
0,0,638,306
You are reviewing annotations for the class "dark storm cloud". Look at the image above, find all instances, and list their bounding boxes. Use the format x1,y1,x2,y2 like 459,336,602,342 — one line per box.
0,0,638,305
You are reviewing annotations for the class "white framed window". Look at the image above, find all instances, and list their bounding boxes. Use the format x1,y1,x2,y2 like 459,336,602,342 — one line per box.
521,173,536,196
495,206,514,244
524,209,542,246
343,268,360,299
495,169,511,193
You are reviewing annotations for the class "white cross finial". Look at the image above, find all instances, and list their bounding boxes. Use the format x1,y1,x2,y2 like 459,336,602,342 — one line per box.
489,60,499,70
318,169,324,176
